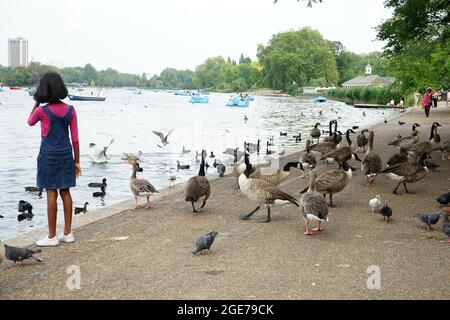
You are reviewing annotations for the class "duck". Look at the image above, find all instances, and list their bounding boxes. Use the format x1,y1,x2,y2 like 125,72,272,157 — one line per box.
24,187,43,197
238,150,299,223
177,161,190,170
380,154,427,195
321,129,360,167
398,121,405,125
74,202,89,215
379,202,392,224
299,170,329,236
436,192,450,206
17,211,33,222
88,178,107,188
182,146,191,154
18,200,33,214
310,123,321,142
250,161,303,185
369,195,381,213
152,130,173,148
280,132,288,136
184,150,211,212
88,139,114,163
301,154,354,207
415,212,440,231
92,186,106,198
361,131,382,187
299,140,317,178
356,129,369,152
126,156,158,209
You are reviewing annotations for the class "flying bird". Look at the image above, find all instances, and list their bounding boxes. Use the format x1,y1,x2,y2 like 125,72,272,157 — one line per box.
152,130,173,148
89,139,115,163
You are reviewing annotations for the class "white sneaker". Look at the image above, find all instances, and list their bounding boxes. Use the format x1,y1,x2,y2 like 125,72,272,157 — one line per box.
36,236,59,247
58,232,75,243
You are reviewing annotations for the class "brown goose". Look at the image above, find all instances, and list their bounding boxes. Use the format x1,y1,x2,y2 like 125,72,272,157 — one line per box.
299,140,317,178
299,171,329,236
380,153,427,194
310,123,321,142
321,129,360,166
185,150,211,212
126,156,158,209
361,131,382,187
250,162,303,185
239,150,299,223
387,148,409,167
301,154,354,207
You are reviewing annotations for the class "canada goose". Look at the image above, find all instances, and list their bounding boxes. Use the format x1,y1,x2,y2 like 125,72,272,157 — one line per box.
398,130,420,150
369,195,381,213
301,154,354,207
177,161,190,170
238,150,299,223
250,161,303,185
418,153,440,172
89,139,114,163
184,150,211,212
153,130,173,148
299,140,317,178
322,120,337,143
93,186,106,198
361,131,382,187
88,178,107,188
310,123,321,142
380,154,427,194
182,146,191,154
126,157,158,209
387,148,409,167
321,129,360,167
24,187,43,197
210,152,215,158
246,140,261,154
403,123,441,158
74,202,89,215
299,170,329,235
309,132,340,159
280,132,287,136
356,129,369,152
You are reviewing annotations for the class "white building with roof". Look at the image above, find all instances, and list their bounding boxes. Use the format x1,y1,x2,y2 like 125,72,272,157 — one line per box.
341,64,395,88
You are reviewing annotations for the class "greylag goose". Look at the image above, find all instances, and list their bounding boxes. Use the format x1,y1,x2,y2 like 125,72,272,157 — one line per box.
126,156,158,209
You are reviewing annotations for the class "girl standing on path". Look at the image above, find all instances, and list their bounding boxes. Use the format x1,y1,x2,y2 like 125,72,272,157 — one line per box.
28,72,81,247
422,88,433,118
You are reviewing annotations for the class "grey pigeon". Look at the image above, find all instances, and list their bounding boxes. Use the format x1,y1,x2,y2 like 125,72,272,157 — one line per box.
436,192,450,206
4,243,43,265
415,212,440,231
216,162,226,177
441,213,450,243
192,231,218,255
379,203,392,224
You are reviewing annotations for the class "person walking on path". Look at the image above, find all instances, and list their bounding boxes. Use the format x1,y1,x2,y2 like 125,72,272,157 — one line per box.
413,90,421,108
422,88,433,118
28,72,81,247
447,89,450,108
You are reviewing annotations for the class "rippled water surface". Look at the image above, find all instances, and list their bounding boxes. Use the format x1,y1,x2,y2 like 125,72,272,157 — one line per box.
0,88,403,239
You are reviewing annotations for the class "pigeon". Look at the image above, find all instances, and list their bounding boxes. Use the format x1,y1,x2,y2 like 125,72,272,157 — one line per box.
437,192,450,206
74,202,89,215
88,178,107,188
369,195,381,213
415,212,440,231
3,243,43,265
216,161,226,177
192,231,218,255
379,203,392,224
152,130,173,148
18,200,33,214
89,139,114,163
441,211,450,243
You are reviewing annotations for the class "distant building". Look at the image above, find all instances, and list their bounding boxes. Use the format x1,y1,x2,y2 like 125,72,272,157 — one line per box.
8,37,28,68
341,64,395,88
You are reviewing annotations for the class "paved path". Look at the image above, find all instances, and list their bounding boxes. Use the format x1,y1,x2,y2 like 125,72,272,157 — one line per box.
1,105,450,299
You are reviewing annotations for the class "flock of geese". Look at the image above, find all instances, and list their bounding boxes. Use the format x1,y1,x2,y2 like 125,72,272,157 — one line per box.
119,118,450,240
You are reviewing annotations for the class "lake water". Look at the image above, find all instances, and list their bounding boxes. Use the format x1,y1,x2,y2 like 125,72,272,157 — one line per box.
0,88,403,239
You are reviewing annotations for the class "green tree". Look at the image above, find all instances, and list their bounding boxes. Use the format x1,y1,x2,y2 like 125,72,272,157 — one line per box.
82,63,98,84
193,56,227,89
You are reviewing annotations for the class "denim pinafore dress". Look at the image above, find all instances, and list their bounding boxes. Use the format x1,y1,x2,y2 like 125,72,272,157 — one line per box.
37,105,76,190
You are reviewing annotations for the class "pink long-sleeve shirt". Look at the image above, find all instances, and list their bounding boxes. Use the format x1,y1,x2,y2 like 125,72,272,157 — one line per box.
28,103,79,149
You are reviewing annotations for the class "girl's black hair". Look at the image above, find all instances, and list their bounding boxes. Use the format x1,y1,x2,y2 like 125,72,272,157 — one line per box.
34,72,68,104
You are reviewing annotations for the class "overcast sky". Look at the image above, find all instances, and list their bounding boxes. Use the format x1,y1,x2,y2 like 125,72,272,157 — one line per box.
1,0,392,75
